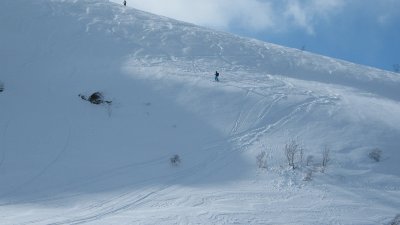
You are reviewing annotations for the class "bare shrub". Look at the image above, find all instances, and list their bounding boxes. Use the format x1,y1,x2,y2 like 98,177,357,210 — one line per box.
321,146,330,173
369,148,382,162
170,154,181,166
299,146,304,165
303,169,313,181
256,151,267,169
284,140,300,170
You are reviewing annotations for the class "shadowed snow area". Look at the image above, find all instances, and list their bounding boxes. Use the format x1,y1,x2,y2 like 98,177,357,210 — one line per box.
0,0,399,224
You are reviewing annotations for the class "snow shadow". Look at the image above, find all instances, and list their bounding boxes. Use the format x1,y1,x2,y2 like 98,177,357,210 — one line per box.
0,1,250,205
0,65,249,206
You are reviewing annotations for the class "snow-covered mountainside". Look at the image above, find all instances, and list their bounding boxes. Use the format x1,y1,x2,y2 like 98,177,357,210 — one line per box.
1,0,399,224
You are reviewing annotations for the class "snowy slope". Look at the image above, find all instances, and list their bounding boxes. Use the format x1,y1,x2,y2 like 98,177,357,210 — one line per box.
0,0,400,224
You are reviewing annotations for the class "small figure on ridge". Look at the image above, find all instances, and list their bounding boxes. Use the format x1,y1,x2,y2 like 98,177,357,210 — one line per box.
123,0,126,6
215,71,220,82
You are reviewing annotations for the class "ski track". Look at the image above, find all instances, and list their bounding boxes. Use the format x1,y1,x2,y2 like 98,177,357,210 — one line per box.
43,190,162,225
13,144,234,225
0,55,382,225
0,120,72,201
7,127,240,224
5,62,343,224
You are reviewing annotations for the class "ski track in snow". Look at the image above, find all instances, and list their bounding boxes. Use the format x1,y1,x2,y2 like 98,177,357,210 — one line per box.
0,119,72,201
19,78,346,225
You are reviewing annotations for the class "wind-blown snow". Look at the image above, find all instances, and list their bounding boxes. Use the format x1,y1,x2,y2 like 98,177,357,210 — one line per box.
0,0,399,224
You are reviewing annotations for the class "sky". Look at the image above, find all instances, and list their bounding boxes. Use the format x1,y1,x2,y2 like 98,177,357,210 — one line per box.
111,0,400,72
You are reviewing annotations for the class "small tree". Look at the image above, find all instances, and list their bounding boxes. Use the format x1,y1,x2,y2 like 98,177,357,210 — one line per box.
256,151,267,169
303,169,313,181
284,140,299,170
299,146,304,165
368,148,382,162
321,146,330,173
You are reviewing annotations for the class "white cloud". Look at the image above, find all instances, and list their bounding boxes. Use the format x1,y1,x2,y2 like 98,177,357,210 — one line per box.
284,1,314,34
110,0,345,34
283,0,345,35
112,0,275,31
368,0,400,27
224,0,275,31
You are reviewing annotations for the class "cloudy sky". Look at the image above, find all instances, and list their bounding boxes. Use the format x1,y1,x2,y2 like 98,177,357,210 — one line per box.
112,0,399,71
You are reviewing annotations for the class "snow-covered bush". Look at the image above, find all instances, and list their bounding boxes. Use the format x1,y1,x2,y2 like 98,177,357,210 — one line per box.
170,154,181,166
299,146,304,166
322,146,330,167
303,169,313,181
369,148,382,162
284,140,300,170
256,151,267,169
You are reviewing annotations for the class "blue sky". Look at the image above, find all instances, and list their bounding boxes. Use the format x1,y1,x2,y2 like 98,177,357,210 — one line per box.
112,0,399,72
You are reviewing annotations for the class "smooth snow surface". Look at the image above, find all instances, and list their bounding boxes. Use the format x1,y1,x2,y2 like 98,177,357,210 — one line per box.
1,0,399,224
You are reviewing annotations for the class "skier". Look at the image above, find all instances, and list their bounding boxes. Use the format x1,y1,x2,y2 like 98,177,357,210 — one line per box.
214,71,220,82
123,0,126,6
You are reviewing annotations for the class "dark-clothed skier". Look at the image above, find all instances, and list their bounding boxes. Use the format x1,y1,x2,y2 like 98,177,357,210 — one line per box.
123,0,126,6
215,71,220,82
